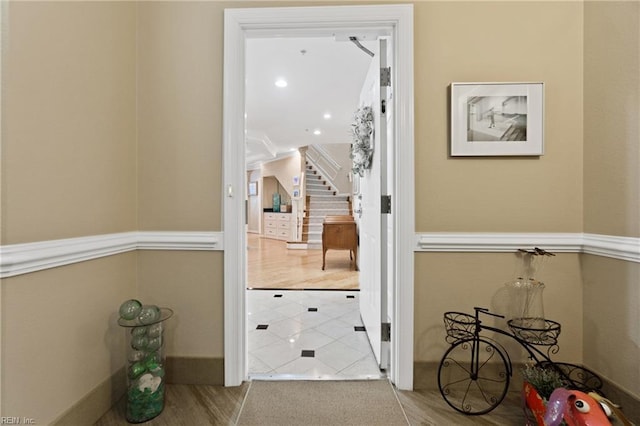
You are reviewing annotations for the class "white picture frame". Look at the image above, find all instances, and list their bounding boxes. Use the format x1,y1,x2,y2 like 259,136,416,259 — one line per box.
248,181,258,196
451,82,544,156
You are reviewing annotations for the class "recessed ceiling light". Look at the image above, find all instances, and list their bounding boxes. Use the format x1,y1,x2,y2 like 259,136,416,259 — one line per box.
313,129,321,135
323,113,332,120
275,78,288,88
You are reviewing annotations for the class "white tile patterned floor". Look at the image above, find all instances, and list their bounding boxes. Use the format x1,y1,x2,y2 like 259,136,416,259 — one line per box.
247,289,386,380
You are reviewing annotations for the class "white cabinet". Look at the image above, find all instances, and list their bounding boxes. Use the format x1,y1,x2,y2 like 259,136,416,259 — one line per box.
263,212,293,241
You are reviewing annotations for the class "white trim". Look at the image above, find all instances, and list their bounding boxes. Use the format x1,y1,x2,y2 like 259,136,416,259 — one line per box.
223,4,415,390
415,232,640,263
583,233,640,263
0,231,224,278
3,231,634,280
223,7,248,388
137,231,223,251
415,232,583,253
389,3,415,392
1,233,138,278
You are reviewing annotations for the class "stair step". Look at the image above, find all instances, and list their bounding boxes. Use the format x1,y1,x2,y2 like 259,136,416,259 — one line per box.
306,213,353,223
304,161,352,240
309,195,350,201
307,184,331,190
303,224,323,232
307,191,336,196
309,203,350,210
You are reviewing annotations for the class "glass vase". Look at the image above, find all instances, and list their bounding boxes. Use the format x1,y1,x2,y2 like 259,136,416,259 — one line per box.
505,278,546,329
118,307,173,423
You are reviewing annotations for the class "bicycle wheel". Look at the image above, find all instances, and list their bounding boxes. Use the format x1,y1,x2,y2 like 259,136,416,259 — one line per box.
438,338,510,415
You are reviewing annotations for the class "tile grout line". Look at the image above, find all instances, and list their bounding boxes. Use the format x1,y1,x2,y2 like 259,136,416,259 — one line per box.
247,289,383,380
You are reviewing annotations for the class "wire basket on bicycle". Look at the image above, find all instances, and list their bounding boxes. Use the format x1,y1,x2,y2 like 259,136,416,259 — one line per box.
508,317,561,346
443,312,477,343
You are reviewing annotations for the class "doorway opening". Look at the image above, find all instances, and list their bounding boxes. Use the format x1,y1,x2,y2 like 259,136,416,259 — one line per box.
223,4,415,390
244,33,378,379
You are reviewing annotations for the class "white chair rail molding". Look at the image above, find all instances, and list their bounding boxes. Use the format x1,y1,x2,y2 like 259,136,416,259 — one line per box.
1,231,637,279
0,231,224,278
414,232,640,263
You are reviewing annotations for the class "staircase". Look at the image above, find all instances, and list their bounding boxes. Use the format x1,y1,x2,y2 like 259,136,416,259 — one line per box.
303,162,352,249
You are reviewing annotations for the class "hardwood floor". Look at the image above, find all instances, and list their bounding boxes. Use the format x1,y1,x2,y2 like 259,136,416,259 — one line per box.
247,233,359,290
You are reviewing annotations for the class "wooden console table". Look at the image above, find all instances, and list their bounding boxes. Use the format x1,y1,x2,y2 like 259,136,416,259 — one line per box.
322,215,358,271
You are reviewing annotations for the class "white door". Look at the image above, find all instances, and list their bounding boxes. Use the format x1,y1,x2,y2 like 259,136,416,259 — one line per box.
358,37,391,369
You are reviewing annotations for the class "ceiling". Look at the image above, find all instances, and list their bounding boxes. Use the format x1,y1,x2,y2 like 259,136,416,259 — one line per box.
245,37,374,168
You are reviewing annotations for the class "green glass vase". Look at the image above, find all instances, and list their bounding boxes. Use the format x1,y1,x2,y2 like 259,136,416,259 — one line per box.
118,304,173,423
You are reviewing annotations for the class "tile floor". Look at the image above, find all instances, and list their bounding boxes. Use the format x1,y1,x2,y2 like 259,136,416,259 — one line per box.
247,289,386,380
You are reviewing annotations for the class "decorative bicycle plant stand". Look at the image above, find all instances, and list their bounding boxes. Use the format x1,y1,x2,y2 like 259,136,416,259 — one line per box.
437,307,603,416
118,300,173,423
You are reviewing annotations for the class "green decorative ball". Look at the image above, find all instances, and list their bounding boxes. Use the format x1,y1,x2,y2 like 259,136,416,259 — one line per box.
131,326,147,337
128,350,146,363
119,299,142,321
145,351,161,365
138,305,161,325
147,336,162,351
147,323,163,338
152,366,165,378
131,335,149,351
129,362,146,379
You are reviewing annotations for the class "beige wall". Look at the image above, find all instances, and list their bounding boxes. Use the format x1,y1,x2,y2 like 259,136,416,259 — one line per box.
137,1,223,232
1,1,137,244
415,1,583,233
412,0,585,377
137,251,224,358
262,154,301,203
583,1,640,397
584,1,639,239
415,252,584,363
2,254,136,423
0,2,138,423
582,255,640,397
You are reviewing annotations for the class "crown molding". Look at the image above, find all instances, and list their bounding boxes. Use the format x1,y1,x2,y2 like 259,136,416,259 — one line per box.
0,231,223,278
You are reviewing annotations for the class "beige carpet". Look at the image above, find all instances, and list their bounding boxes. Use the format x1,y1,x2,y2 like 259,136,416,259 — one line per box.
236,380,409,425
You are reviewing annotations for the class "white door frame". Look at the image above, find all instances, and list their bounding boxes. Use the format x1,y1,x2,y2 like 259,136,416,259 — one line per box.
222,4,415,390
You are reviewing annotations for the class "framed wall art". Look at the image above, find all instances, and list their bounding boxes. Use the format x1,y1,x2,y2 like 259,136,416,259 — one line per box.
248,181,258,196
450,82,544,156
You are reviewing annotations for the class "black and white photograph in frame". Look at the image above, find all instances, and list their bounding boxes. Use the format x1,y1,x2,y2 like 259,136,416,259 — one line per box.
451,82,544,156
